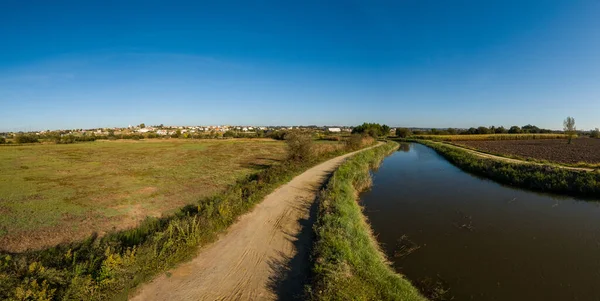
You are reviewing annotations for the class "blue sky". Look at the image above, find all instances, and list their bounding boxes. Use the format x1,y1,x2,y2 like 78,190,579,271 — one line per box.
1,0,599,131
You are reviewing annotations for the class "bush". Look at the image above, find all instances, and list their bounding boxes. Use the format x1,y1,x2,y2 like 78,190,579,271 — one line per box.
223,131,236,138
57,135,77,144
285,131,314,162
14,134,39,144
395,127,412,138
0,137,5,144
344,134,375,151
590,128,600,139
267,130,287,140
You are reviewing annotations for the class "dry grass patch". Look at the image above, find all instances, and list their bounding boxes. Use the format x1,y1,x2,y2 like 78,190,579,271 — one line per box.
0,139,286,252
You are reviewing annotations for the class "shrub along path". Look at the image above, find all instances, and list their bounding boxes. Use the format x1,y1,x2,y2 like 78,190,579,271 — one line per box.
433,141,595,172
130,143,383,301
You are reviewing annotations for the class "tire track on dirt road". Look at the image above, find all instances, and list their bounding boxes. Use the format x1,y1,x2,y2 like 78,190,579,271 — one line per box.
130,143,382,301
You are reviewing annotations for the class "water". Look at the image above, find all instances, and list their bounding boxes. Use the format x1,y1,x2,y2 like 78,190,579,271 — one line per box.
360,143,600,301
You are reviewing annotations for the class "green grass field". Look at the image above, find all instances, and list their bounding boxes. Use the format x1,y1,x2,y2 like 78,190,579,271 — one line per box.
0,139,287,252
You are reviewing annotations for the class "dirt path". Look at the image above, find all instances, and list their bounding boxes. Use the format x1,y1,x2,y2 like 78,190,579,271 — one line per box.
130,144,381,301
434,141,594,172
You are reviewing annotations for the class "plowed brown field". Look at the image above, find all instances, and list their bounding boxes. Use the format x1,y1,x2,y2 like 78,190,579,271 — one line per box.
458,138,600,165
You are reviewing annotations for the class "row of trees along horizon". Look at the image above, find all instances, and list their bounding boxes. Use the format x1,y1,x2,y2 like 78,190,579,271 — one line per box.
397,120,599,139
2,119,599,145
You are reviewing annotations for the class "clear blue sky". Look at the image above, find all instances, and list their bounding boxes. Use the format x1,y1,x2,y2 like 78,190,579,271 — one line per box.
1,0,599,131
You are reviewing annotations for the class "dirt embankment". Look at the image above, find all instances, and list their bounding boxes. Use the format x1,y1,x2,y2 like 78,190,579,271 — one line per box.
130,144,381,301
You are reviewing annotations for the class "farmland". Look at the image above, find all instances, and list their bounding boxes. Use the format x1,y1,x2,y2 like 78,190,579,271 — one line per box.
457,138,600,166
411,133,566,141
0,139,290,252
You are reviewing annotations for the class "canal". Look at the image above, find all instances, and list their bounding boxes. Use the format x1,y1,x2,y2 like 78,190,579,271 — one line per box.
360,143,600,300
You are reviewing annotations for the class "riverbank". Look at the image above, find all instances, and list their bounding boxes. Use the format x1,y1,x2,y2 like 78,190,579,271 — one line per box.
406,139,600,199
358,142,600,300
0,140,374,301
310,141,426,301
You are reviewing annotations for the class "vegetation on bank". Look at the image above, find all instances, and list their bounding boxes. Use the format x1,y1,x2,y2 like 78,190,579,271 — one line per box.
411,140,600,198
310,141,426,301
0,134,374,301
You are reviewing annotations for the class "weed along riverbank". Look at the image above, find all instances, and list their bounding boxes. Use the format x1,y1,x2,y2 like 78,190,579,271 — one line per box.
310,141,426,301
405,139,600,198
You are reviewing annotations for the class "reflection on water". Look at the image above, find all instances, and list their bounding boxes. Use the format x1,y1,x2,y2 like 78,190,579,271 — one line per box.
398,143,411,152
360,143,600,301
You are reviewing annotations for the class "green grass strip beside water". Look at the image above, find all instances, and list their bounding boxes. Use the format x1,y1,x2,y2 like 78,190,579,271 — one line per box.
310,141,427,301
412,139,600,199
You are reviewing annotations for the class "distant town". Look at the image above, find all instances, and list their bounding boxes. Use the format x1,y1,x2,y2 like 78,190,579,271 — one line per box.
0,124,357,136
0,124,361,143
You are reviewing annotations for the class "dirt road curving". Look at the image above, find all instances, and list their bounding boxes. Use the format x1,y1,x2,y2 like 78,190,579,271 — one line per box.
130,144,381,301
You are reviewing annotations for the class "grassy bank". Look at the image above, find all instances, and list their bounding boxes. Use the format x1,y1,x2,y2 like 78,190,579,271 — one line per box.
0,139,370,301
411,140,600,198
310,141,426,301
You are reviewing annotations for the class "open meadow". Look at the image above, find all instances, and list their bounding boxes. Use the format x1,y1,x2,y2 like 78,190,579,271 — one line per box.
0,139,291,252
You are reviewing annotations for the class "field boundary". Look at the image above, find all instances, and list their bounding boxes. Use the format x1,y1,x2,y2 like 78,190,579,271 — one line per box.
310,141,427,301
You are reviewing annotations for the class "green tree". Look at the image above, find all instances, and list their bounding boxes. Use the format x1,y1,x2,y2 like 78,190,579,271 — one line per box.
395,128,412,138
563,116,576,144
508,126,522,134
590,128,600,139
140,123,146,128
465,127,477,135
381,125,390,136
477,126,490,134
352,123,390,138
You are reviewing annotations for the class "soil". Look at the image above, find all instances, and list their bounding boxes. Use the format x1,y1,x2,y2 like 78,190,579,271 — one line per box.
458,138,600,165
129,144,380,301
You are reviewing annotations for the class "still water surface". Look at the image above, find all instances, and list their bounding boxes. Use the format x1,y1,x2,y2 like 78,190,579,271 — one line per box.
360,143,600,300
